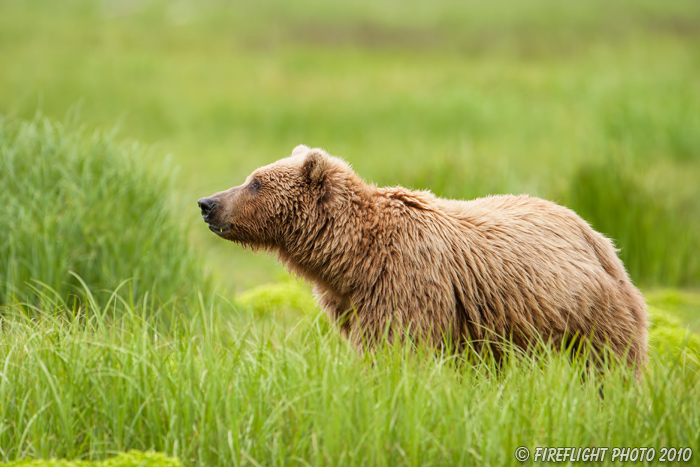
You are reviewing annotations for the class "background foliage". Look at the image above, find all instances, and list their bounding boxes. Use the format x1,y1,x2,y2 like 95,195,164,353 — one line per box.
1,0,699,290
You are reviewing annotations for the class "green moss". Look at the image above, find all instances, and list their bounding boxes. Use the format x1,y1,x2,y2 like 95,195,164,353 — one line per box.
647,289,700,331
0,451,180,467
236,279,318,317
648,292,700,357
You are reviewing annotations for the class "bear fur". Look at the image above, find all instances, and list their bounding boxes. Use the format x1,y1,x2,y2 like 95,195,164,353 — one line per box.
200,145,648,373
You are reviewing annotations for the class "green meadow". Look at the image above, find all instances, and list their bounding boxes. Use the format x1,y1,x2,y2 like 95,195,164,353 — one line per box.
1,0,700,465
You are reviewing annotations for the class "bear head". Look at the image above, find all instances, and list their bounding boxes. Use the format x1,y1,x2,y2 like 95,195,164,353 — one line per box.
198,145,358,250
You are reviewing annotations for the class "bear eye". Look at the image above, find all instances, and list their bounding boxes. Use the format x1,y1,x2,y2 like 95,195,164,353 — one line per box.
250,179,261,192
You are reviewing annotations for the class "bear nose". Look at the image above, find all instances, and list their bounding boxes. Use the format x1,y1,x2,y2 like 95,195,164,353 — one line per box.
198,197,217,220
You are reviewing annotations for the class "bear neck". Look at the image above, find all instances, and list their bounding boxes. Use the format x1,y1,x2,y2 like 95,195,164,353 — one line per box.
278,192,373,295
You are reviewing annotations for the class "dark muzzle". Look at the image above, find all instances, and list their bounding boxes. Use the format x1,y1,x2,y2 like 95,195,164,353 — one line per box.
197,197,217,222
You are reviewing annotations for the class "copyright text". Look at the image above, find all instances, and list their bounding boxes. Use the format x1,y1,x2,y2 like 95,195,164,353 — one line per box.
513,446,693,463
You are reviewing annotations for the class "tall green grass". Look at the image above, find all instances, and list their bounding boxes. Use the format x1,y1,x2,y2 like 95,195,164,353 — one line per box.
0,116,204,306
565,161,700,286
1,287,699,466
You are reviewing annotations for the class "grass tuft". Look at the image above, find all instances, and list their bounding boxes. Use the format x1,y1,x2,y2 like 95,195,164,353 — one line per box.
0,115,205,307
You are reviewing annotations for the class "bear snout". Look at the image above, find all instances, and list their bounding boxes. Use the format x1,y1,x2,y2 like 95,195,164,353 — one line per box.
197,197,217,222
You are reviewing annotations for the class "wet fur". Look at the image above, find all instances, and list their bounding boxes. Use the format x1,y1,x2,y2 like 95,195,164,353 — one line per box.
203,146,648,375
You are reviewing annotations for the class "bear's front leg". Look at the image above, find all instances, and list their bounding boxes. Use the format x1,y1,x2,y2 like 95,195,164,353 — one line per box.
312,283,354,336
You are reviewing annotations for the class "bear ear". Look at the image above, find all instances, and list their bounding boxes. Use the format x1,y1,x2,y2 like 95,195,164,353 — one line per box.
302,150,328,185
291,144,311,157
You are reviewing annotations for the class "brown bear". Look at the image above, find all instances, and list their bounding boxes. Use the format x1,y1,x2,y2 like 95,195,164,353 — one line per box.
198,145,648,374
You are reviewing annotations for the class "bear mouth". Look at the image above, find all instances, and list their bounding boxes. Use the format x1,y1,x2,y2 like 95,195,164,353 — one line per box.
208,223,233,236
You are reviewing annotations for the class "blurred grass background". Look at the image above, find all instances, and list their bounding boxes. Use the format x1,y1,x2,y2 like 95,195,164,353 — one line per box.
1,0,699,292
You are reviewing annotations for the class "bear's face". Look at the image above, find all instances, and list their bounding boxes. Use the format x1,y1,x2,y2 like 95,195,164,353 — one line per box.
198,145,338,249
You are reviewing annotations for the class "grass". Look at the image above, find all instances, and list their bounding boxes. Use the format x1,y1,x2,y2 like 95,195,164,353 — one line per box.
0,116,205,306
1,287,699,467
1,0,700,465
565,161,700,286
